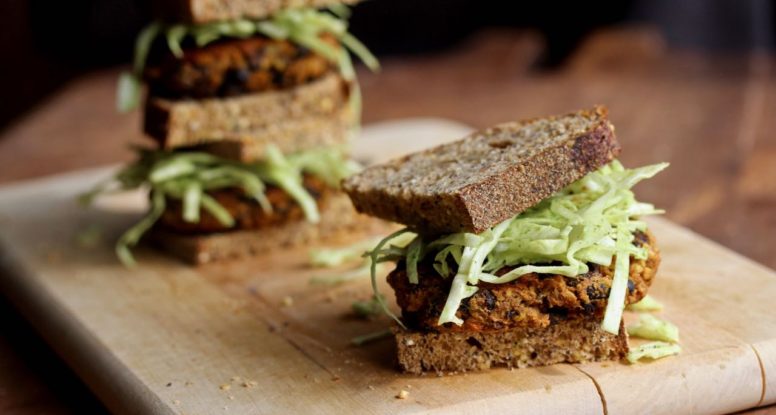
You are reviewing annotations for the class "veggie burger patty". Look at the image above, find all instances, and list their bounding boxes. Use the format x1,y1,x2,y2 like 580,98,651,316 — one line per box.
388,230,660,332
145,35,336,99
158,175,334,234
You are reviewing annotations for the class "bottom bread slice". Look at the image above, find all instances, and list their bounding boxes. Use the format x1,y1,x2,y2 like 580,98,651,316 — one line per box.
395,317,628,374
150,192,381,265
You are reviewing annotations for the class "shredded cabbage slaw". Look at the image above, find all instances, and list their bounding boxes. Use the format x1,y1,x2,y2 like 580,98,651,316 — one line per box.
627,313,680,343
627,294,664,312
80,146,358,267
626,311,681,363
626,341,681,363
367,161,668,333
117,6,378,112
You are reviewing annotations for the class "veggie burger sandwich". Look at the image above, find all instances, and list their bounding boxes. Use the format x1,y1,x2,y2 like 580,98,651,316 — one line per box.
83,0,377,265
343,106,669,373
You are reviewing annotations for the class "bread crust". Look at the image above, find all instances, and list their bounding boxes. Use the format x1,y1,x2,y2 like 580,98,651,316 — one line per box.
395,317,628,374
343,106,621,234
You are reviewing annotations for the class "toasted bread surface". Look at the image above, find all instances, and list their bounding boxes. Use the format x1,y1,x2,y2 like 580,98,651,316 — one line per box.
144,73,352,160
343,106,620,234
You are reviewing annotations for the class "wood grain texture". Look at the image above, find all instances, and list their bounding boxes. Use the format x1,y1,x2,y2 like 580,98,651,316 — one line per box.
0,120,775,414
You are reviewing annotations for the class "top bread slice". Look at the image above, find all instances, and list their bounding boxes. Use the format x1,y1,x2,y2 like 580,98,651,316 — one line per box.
343,106,621,235
144,73,353,161
153,0,358,24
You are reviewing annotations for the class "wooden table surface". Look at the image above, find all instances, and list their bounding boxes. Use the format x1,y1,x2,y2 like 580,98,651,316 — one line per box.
0,27,774,414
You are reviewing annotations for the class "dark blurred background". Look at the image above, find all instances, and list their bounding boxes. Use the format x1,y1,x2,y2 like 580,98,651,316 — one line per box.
1,0,774,131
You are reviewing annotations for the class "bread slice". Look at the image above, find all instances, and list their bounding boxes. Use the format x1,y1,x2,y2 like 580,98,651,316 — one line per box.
153,0,359,24
150,192,381,264
395,317,627,374
343,106,620,235
184,114,353,162
144,73,353,161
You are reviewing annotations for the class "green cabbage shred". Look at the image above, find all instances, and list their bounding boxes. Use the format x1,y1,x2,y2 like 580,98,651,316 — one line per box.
309,237,383,268
627,294,664,312
367,160,668,333
117,7,378,112
81,146,358,267
351,295,385,318
308,233,415,286
627,313,679,343
350,328,392,346
626,341,681,363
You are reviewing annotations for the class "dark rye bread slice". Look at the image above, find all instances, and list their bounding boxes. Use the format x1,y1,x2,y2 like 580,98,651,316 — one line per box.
150,192,381,264
144,73,353,162
153,0,359,24
184,114,353,162
343,106,621,235
395,317,628,374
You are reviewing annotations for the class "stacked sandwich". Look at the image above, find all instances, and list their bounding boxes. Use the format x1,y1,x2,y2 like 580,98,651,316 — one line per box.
343,106,669,373
86,0,377,265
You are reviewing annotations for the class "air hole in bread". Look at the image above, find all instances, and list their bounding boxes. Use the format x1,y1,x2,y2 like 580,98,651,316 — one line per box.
466,337,483,349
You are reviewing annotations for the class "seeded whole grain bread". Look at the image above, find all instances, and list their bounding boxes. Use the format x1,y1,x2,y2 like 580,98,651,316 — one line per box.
150,192,380,264
343,106,621,235
395,317,627,374
153,0,359,24
144,73,353,161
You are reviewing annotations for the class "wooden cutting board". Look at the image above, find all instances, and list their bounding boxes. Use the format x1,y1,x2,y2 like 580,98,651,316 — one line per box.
0,118,774,415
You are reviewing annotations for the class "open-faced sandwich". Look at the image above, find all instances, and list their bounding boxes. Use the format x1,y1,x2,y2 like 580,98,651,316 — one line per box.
343,106,672,373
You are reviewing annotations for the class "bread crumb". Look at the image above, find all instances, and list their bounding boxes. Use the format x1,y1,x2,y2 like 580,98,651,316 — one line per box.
282,296,294,307
230,376,241,382
544,384,552,393
242,380,258,388
396,390,410,400
331,375,341,382
404,339,415,346
219,384,231,391
228,395,235,400
368,385,375,390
